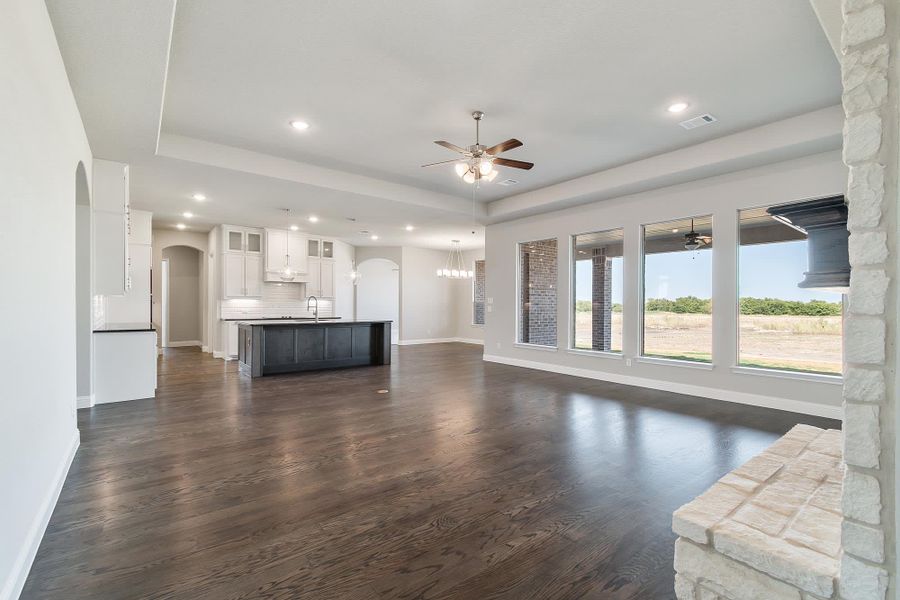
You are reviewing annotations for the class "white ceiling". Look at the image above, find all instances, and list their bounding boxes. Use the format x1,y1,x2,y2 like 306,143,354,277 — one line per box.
45,0,840,249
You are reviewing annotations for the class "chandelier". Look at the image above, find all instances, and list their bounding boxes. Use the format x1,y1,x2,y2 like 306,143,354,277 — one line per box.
436,240,473,279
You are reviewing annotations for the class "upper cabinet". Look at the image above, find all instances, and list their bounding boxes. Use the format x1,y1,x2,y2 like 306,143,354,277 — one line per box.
221,225,264,298
264,228,308,281
307,237,335,259
93,159,130,296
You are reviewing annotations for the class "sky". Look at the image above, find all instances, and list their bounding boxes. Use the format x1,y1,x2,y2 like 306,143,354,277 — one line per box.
575,240,842,303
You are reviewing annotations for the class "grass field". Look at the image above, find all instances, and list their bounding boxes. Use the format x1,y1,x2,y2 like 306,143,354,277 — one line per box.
574,311,841,374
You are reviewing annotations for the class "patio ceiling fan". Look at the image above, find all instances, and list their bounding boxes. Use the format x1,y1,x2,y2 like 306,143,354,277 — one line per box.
421,111,534,183
683,219,712,250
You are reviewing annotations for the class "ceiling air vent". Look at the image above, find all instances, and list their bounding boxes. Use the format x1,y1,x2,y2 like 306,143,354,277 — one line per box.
497,179,519,186
679,114,718,130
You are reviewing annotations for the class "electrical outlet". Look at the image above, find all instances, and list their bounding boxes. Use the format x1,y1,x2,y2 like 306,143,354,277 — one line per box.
626,358,632,367
496,342,501,349
487,306,492,313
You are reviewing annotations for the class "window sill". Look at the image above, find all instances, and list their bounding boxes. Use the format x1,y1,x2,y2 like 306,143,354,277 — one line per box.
514,342,559,352
731,366,842,384
567,348,623,360
636,356,714,370
470,323,485,328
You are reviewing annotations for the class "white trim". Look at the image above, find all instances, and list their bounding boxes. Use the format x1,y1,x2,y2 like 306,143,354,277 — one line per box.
201,345,210,353
454,338,485,345
76,394,95,409
731,366,843,385
166,340,202,347
513,342,559,352
2,429,79,600
636,355,714,370
567,348,623,360
482,354,841,419
213,350,226,359
397,338,458,345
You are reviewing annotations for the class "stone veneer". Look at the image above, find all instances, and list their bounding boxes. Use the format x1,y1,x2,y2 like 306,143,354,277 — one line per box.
591,247,612,351
839,0,896,597
519,238,558,346
674,425,843,599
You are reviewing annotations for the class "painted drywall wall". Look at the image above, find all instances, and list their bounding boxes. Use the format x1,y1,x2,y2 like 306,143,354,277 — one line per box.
357,258,401,343
484,151,847,418
75,203,92,399
0,2,93,598
162,246,203,344
329,239,355,319
151,229,208,345
400,246,455,342
453,248,486,344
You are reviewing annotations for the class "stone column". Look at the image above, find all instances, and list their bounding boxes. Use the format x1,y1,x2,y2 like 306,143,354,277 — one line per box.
839,0,897,598
591,248,612,351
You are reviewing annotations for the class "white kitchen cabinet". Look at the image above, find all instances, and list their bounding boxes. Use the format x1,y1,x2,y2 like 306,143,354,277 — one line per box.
305,258,335,298
93,159,130,296
221,225,264,298
264,228,308,281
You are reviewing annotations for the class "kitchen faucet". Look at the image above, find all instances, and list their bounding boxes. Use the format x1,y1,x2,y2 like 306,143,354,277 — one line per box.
307,295,319,323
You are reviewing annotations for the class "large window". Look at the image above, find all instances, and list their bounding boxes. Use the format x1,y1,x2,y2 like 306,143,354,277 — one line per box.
642,216,713,363
518,238,558,346
572,229,624,352
473,259,485,325
738,203,843,375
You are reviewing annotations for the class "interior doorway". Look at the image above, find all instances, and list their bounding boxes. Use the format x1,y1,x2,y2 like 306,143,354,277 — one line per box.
74,162,92,408
356,259,400,344
160,245,204,348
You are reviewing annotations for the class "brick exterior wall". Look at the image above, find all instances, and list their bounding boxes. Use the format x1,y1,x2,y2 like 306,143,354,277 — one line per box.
519,239,557,346
591,248,613,351
473,259,485,325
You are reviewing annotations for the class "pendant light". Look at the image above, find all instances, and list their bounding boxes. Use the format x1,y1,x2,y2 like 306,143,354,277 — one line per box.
280,209,295,281
348,260,361,286
436,240,473,279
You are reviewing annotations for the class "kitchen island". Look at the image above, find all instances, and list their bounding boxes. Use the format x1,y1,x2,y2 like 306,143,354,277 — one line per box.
237,320,391,377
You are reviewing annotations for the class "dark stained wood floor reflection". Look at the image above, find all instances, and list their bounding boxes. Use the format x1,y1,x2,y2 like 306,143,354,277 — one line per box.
22,344,839,600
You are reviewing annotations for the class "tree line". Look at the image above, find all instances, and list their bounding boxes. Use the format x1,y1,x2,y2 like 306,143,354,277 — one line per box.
575,296,842,316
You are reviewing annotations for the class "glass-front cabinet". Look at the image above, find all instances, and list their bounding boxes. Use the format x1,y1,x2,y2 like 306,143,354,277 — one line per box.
307,238,320,258
307,238,335,259
225,227,262,254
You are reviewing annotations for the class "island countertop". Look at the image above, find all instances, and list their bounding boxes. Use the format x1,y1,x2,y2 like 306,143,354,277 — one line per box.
237,320,391,377
235,319,392,326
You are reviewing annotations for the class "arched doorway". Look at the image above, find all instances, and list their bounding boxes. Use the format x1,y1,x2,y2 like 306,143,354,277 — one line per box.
161,245,204,348
74,162,92,408
356,259,400,344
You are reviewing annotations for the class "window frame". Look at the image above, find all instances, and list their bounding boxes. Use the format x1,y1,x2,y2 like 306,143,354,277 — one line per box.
515,237,559,349
639,214,715,366
734,202,845,378
568,228,625,356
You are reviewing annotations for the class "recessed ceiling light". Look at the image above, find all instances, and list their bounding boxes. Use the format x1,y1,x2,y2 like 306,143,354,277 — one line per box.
176,223,186,230
290,120,310,131
290,225,299,231
370,235,379,241
672,228,679,233
667,102,689,113
308,215,319,223
405,225,414,231
183,211,193,218
191,193,206,201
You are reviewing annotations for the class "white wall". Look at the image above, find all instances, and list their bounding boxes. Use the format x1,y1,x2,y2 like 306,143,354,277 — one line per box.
357,259,400,343
331,239,355,319
0,2,92,598
453,248,485,344
162,246,202,344
484,151,847,418
399,246,456,342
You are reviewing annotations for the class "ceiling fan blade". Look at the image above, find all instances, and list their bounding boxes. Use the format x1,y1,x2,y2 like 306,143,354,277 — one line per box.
493,157,534,170
485,138,523,156
434,140,467,154
421,158,465,168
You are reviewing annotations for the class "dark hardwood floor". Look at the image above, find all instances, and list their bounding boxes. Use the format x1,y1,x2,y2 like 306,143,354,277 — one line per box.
22,344,839,600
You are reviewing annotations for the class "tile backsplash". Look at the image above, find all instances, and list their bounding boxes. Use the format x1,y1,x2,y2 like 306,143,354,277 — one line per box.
219,282,335,320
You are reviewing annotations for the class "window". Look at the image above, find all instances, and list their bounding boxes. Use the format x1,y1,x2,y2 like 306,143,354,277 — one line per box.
572,229,623,352
517,238,558,346
642,216,713,363
738,202,843,375
473,259,486,325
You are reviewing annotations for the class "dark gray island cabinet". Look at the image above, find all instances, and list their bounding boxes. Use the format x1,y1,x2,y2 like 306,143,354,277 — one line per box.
237,320,391,377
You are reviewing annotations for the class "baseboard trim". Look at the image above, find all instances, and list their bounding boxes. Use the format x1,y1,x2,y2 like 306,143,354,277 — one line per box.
212,350,225,359
397,337,485,346
76,394,94,409
166,340,202,348
201,345,209,353
1,429,79,600
482,354,842,420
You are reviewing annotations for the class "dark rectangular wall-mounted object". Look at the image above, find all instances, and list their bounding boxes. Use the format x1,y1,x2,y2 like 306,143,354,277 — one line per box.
238,321,391,378
766,195,849,291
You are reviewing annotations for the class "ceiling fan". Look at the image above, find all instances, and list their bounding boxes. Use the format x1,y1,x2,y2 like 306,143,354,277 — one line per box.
421,111,534,184
683,218,712,250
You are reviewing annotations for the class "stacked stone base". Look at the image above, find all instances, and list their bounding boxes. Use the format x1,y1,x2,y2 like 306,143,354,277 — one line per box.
673,425,842,600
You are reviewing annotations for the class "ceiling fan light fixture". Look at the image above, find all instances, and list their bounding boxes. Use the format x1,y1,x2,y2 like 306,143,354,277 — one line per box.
462,170,476,184
479,160,493,176
454,163,469,177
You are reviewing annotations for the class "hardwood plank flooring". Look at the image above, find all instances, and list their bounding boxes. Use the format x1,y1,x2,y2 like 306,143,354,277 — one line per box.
21,344,839,599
